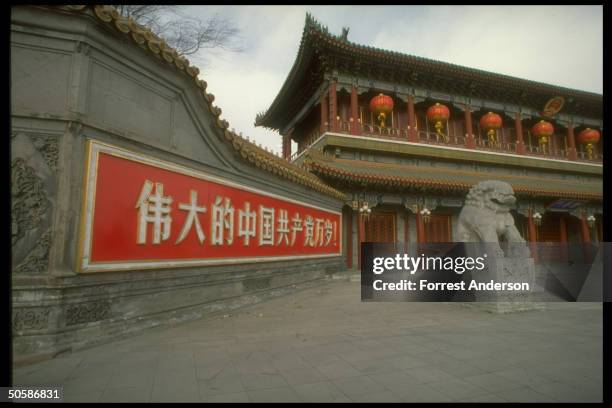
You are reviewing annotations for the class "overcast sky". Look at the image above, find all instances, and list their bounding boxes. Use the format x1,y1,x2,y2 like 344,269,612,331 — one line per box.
181,5,602,155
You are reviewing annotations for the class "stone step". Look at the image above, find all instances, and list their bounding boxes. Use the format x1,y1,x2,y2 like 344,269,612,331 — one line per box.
328,270,360,282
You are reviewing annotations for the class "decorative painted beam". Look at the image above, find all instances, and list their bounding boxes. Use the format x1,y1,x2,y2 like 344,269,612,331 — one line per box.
320,75,602,128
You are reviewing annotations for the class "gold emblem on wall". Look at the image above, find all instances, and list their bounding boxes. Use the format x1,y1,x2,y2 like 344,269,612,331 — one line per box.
542,96,564,118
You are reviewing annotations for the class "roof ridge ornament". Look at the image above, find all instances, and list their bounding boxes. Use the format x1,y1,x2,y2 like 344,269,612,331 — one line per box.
340,26,349,42
304,12,328,34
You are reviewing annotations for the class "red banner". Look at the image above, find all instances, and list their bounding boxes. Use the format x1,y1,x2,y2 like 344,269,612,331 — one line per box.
78,141,342,272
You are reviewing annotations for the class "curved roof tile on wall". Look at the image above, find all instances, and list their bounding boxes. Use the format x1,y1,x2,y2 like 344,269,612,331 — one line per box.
38,5,346,201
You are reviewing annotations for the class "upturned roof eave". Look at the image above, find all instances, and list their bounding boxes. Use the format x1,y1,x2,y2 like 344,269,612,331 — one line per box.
256,14,602,131
254,14,321,130
304,154,603,202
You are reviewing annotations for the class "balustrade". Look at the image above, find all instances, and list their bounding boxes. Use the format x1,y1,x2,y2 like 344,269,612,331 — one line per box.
474,137,516,153
290,117,602,164
576,150,603,161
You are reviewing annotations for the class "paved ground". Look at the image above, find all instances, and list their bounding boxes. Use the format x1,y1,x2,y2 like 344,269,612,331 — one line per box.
13,280,602,402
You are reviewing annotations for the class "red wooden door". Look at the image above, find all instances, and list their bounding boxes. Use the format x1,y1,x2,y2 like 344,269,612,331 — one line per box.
538,213,562,261
424,214,452,243
364,212,396,243
539,213,561,242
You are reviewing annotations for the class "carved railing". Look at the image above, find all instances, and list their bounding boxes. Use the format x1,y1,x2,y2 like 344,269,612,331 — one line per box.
475,138,516,153
418,130,466,146
292,121,603,164
292,128,321,161
362,123,404,137
576,150,603,161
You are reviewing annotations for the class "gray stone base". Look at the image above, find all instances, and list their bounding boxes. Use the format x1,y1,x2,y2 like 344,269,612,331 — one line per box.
462,256,542,313
459,301,547,314
13,259,344,365
328,270,360,282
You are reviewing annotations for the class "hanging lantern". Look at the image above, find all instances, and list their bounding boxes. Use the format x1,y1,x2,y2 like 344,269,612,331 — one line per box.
426,103,450,141
479,112,503,147
532,211,543,227
577,128,600,160
359,201,372,221
369,93,394,128
420,207,431,224
531,120,554,154
586,214,596,229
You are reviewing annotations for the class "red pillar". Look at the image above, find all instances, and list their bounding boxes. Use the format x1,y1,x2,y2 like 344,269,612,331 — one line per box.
350,85,361,135
559,215,568,262
407,95,417,142
597,217,603,243
329,80,338,133
416,213,425,244
515,112,525,154
320,93,328,134
346,209,353,269
527,209,538,263
281,133,291,160
464,105,475,148
581,214,591,244
357,214,365,270
567,124,578,160
581,213,593,263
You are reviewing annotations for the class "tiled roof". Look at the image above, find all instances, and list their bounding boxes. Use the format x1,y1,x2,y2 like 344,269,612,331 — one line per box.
304,15,601,100
40,5,346,201
303,150,602,201
256,13,602,130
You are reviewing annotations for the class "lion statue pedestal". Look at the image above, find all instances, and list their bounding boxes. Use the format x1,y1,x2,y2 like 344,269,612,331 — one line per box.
455,180,545,313
468,255,545,313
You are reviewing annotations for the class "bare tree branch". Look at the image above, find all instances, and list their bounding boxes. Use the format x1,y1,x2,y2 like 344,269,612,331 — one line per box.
116,5,243,57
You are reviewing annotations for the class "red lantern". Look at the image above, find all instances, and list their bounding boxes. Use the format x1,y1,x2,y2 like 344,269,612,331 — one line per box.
369,93,394,128
531,120,554,138
479,112,503,146
531,120,554,154
426,103,450,122
426,103,450,139
577,128,600,144
577,128,600,159
479,112,502,131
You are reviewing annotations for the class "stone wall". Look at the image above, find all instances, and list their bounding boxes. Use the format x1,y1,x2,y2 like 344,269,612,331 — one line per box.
11,6,345,363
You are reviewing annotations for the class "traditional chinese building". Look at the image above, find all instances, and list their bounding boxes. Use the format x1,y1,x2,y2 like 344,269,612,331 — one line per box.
256,14,603,269
8,6,604,362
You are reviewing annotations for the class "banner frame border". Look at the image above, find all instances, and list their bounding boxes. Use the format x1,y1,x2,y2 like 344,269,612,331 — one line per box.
76,139,343,273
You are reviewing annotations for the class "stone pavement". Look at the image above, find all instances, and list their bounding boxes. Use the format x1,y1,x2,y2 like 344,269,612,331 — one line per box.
13,280,602,402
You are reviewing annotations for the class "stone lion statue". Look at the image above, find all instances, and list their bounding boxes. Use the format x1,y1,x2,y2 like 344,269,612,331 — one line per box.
456,180,530,258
